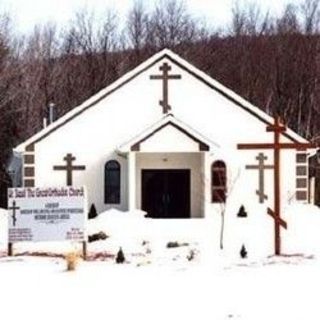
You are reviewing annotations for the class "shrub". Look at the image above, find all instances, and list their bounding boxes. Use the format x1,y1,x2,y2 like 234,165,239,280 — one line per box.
187,249,196,261
65,252,79,271
88,204,98,220
88,231,108,243
166,241,189,248
237,205,248,218
116,247,125,264
240,245,248,259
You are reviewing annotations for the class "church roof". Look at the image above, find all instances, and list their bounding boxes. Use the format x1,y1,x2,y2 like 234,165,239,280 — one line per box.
15,48,309,152
117,114,220,153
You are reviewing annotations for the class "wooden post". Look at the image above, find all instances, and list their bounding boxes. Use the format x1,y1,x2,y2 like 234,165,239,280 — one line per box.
273,119,281,255
8,243,13,256
82,241,87,261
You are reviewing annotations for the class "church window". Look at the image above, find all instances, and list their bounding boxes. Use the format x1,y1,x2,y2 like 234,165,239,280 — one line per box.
105,160,121,204
211,161,227,203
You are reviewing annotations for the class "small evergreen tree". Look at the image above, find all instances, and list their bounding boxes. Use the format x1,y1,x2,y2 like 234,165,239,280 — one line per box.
240,244,248,259
88,203,98,219
116,247,125,264
237,205,248,218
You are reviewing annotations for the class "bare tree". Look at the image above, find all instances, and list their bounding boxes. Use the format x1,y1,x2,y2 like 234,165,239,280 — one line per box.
276,4,300,34
231,1,247,36
301,0,320,34
148,0,198,49
231,1,272,36
126,0,148,55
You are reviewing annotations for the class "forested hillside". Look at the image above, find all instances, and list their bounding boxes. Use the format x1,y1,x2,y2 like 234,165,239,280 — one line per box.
1,0,320,206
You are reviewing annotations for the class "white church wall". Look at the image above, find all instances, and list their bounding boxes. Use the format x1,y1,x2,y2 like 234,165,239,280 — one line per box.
139,125,200,152
151,59,296,147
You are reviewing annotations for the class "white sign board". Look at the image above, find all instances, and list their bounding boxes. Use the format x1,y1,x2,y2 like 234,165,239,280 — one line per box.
7,187,87,243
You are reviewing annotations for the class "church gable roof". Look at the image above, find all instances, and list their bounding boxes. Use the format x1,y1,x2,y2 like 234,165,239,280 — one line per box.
15,48,308,152
118,114,219,153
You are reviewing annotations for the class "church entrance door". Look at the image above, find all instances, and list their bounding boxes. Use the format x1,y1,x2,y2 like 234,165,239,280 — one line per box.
141,169,190,218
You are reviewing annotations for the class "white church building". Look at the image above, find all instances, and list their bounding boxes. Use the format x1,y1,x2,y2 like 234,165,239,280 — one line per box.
13,49,316,255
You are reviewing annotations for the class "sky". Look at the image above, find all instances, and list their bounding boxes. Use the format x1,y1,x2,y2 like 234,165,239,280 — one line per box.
0,0,305,33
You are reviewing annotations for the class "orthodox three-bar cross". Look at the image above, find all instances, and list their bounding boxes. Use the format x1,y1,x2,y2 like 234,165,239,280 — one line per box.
246,153,274,203
53,153,86,186
8,200,20,227
150,62,181,114
238,117,314,255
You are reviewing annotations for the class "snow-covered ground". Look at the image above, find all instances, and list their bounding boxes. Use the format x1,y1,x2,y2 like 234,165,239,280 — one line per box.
1,205,320,319
0,255,319,320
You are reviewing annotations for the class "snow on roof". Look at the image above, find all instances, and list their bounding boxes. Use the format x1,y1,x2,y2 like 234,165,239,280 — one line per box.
14,48,309,152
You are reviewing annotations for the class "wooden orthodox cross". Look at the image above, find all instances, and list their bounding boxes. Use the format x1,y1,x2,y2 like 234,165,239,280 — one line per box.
150,62,181,114
238,117,314,255
8,200,20,227
53,153,86,186
246,153,274,203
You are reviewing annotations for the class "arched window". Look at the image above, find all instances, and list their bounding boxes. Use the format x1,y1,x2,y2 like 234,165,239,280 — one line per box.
211,161,227,203
105,160,121,204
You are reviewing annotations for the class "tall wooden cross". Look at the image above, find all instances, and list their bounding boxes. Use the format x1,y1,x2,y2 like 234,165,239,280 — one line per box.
8,200,20,227
150,62,181,114
53,153,86,186
238,117,314,255
246,153,274,203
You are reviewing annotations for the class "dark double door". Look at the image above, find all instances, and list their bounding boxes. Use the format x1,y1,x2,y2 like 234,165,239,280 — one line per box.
142,169,190,219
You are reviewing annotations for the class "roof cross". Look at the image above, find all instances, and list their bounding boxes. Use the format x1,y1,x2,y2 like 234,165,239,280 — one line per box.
150,62,181,114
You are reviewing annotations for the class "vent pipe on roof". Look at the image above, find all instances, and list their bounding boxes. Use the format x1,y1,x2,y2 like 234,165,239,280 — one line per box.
48,102,56,125
43,102,56,128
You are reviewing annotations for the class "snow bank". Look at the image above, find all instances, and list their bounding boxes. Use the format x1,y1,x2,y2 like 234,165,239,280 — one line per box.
283,204,320,255
87,209,148,255
87,208,147,237
88,209,204,262
5,208,203,263
3,204,320,262
220,202,274,261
